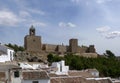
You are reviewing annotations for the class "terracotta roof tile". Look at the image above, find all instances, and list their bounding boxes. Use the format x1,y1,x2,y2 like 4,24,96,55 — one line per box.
68,70,93,78
49,73,68,77
23,70,49,80
50,77,113,83
50,77,86,83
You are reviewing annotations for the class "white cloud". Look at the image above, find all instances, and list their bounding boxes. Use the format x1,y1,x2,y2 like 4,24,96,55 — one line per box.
0,8,47,27
14,0,45,15
71,0,112,4
59,22,76,28
68,22,76,27
28,20,47,27
19,11,31,17
96,0,112,4
96,26,111,33
32,22,47,27
27,8,45,15
105,31,120,39
0,10,20,26
96,26,120,39
71,0,81,3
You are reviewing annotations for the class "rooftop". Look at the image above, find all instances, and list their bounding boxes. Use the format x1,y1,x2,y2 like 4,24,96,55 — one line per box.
68,70,94,78
22,70,49,80
0,64,21,71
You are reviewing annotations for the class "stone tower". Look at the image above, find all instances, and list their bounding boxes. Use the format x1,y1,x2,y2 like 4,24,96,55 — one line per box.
24,25,42,52
69,39,78,53
86,45,96,53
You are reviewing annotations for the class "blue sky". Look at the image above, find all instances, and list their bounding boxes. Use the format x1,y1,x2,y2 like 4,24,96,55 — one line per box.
0,0,120,56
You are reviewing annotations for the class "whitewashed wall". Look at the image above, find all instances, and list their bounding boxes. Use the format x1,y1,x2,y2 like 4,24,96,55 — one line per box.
51,60,69,75
0,45,14,62
7,49,14,61
0,54,9,62
11,70,22,83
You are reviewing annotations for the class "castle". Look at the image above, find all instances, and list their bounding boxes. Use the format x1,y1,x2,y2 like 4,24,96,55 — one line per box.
24,26,97,59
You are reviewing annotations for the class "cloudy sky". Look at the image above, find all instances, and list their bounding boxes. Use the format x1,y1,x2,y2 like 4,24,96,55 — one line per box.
0,0,120,55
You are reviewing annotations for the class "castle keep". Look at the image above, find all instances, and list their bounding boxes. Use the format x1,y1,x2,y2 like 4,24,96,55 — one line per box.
24,26,42,52
24,26,96,55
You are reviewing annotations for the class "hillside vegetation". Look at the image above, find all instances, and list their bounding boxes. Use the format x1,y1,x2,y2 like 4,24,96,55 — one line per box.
5,43,25,52
47,50,120,78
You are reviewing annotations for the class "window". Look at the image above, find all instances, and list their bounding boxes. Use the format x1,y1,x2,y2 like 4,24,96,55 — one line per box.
14,71,19,78
33,81,38,83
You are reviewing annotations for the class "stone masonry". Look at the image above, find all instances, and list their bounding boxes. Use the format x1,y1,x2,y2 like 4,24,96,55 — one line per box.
24,25,42,52
22,26,98,61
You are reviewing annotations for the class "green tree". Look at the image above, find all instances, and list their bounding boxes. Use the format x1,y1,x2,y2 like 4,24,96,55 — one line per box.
5,43,25,52
105,50,115,58
47,53,120,78
47,54,54,63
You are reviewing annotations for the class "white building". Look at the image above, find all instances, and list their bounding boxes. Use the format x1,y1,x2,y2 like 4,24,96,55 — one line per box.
85,69,99,77
51,60,69,75
0,44,14,62
0,64,22,83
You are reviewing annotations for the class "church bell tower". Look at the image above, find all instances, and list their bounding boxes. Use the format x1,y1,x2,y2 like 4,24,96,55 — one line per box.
24,25,42,52
29,25,35,36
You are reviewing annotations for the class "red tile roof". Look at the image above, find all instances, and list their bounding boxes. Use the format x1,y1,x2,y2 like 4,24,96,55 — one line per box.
23,70,49,80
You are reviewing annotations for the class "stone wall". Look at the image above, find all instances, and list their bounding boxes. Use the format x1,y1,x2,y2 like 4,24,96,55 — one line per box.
57,45,67,53
86,45,96,53
42,44,57,52
77,46,88,53
42,44,67,53
24,35,42,52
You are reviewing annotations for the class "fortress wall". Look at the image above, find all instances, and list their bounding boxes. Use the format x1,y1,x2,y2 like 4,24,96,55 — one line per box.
66,46,69,52
87,45,96,53
76,53,98,58
24,27,98,60
43,44,57,52
42,44,46,50
57,45,67,53
42,44,67,53
77,46,88,53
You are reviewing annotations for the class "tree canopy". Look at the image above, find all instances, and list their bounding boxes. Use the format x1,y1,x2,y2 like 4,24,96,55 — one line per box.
47,52,120,78
5,43,25,52
104,50,115,58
